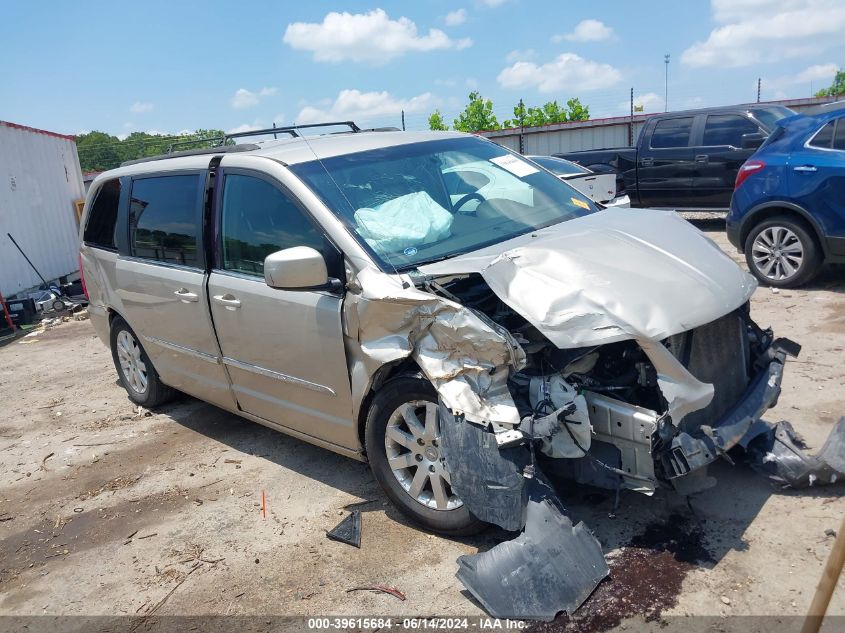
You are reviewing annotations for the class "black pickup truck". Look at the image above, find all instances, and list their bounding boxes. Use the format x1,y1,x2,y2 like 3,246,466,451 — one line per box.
556,104,795,211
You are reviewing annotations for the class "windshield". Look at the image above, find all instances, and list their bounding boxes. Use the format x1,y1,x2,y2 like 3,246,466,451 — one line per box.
529,155,590,176
751,106,795,131
290,137,597,271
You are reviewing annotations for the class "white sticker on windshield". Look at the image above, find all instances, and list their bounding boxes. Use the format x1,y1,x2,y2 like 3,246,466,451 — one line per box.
490,154,539,177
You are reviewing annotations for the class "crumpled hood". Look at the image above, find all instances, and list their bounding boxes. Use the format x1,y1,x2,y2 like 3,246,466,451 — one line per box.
418,208,757,348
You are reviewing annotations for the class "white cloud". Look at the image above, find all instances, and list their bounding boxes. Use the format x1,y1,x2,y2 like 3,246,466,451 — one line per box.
227,121,264,134
554,19,615,42
295,89,438,125
505,49,535,63
445,9,467,26
465,77,479,89
682,0,845,67
283,9,472,63
231,87,277,109
497,53,621,93
794,63,839,84
617,92,664,114
129,101,153,113
763,63,839,92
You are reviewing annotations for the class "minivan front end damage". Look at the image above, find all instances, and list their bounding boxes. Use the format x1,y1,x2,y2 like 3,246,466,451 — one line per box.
342,210,842,620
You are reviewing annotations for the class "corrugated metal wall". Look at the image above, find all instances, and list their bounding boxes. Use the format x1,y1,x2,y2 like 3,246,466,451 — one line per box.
0,122,85,296
482,96,833,156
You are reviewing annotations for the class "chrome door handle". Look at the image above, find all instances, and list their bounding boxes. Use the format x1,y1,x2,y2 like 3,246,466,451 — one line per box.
641,157,654,166
213,294,241,310
174,288,199,303
793,165,817,173
695,154,709,163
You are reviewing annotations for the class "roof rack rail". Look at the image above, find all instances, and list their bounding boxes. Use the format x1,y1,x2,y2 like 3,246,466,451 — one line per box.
117,121,369,168
222,120,361,143
120,144,260,167
166,136,225,153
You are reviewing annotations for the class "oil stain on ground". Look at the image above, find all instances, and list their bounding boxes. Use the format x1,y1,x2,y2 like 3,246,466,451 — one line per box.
531,514,713,633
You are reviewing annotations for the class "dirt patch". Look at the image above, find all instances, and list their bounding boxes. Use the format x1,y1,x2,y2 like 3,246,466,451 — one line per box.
531,515,713,632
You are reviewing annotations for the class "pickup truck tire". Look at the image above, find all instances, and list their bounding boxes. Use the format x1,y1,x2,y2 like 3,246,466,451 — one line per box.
744,215,822,288
110,316,177,408
365,376,486,536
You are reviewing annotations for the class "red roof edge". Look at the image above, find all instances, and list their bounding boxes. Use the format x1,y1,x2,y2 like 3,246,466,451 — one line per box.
0,120,76,142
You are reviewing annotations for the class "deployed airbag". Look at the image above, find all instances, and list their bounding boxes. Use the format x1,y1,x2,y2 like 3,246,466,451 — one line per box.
354,191,453,253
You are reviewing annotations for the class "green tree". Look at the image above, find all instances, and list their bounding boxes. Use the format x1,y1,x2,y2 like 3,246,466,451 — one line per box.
76,128,229,172
428,110,449,131
503,98,589,128
453,91,500,132
76,131,122,172
815,69,845,97
565,97,589,122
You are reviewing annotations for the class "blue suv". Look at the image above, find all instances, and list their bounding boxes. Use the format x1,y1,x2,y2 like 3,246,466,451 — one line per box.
727,101,845,288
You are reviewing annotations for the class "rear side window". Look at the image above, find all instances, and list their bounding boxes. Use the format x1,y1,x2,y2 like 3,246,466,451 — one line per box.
702,115,760,147
220,174,326,276
833,118,845,151
650,117,694,148
83,178,121,249
129,175,201,267
808,121,835,149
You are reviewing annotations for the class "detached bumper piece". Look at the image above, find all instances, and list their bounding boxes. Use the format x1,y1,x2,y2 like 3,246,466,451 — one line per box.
742,417,845,488
456,477,609,621
440,402,608,620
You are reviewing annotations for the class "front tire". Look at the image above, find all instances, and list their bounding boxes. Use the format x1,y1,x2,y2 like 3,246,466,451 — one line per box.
110,316,176,407
365,376,485,535
744,215,822,288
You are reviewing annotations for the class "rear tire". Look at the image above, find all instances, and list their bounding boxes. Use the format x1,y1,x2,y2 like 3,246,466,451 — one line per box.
109,316,176,408
365,376,485,536
744,215,822,288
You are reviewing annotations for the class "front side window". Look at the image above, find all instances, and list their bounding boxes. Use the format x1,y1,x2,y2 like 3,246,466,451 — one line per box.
808,121,835,149
290,136,596,271
130,175,201,266
84,178,121,249
220,174,326,276
650,117,694,148
530,155,590,176
702,115,760,147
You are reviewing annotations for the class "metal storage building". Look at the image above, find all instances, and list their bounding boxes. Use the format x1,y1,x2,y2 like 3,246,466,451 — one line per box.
0,121,85,297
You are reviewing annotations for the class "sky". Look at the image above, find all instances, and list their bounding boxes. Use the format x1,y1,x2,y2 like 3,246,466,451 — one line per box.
1,0,843,138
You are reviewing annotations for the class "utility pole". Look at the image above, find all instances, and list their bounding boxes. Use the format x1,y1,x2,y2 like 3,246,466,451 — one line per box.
518,98,525,155
401,110,405,131
664,54,670,112
629,87,634,146
757,78,761,103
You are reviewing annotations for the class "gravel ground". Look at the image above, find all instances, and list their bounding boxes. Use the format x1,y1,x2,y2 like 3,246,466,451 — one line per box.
0,223,843,630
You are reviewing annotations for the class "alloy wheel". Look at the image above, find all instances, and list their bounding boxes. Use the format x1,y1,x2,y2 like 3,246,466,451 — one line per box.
116,330,148,394
751,226,804,282
383,400,462,511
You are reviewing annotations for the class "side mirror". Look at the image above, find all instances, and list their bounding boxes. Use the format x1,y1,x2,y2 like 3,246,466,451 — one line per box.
264,246,329,290
741,132,766,150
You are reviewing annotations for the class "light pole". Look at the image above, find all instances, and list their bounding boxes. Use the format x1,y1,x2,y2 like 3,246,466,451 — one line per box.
664,54,670,112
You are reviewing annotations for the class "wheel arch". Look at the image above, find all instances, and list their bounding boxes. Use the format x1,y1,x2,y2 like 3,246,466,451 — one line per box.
739,201,827,257
356,358,425,456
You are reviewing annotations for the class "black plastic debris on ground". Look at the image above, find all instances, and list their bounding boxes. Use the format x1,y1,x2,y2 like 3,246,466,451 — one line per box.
742,417,845,488
327,510,361,548
440,402,609,621
457,478,609,621
530,515,713,633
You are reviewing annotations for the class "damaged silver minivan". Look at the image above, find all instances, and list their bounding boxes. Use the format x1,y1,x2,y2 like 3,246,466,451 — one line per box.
80,127,838,619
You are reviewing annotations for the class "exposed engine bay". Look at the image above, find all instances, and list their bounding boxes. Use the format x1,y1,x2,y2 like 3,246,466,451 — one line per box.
425,272,794,496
